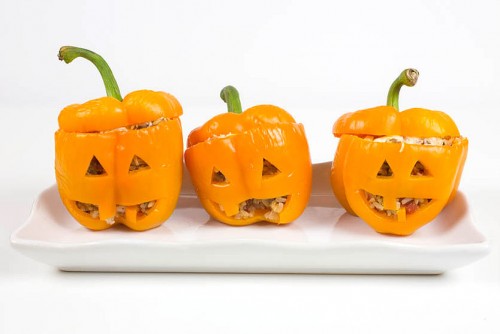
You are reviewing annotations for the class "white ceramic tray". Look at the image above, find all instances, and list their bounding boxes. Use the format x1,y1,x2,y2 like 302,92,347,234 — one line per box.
11,162,489,274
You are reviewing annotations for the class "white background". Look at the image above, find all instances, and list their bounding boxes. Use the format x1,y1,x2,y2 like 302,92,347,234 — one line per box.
1,0,499,333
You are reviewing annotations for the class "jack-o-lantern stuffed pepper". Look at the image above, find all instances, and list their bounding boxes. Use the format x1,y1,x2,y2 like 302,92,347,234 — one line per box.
185,86,312,226
331,69,468,236
55,46,183,231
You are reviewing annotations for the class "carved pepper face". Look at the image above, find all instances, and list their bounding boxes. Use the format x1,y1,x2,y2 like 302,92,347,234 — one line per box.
185,104,312,226
331,106,468,236
55,91,183,231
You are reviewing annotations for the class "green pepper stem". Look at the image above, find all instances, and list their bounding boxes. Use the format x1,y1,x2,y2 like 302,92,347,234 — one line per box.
58,46,123,101
220,85,243,113
386,68,419,111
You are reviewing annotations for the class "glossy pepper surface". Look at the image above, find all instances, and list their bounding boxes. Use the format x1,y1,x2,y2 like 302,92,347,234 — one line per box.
331,69,468,236
55,47,183,231
185,86,312,226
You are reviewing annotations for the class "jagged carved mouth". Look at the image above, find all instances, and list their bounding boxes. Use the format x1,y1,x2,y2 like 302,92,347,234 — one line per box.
215,195,289,223
75,200,157,225
363,191,432,220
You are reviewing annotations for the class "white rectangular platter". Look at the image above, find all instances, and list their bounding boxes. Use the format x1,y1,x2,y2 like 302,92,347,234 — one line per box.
10,162,489,274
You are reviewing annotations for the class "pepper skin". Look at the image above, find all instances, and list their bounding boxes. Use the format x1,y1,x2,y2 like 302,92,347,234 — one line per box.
55,47,183,231
185,86,312,226
331,69,468,236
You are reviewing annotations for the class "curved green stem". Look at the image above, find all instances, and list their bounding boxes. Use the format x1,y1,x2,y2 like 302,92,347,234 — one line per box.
386,68,419,111
220,85,242,113
58,46,123,101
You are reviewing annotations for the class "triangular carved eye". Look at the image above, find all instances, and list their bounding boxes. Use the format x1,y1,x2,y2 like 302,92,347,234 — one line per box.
129,155,150,172
411,161,427,176
86,156,107,176
262,159,280,176
211,168,227,184
377,160,393,177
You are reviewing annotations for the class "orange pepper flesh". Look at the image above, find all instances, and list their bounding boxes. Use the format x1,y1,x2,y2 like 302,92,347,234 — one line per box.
55,47,183,231
185,86,312,226
331,69,468,236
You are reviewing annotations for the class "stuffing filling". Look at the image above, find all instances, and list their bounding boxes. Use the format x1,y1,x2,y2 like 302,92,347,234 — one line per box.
128,118,165,131
94,117,166,133
75,200,157,225
219,196,288,223
364,135,461,147
75,201,100,219
365,192,431,217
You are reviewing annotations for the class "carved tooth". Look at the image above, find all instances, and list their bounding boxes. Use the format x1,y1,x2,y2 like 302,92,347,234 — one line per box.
397,207,407,223
221,202,240,217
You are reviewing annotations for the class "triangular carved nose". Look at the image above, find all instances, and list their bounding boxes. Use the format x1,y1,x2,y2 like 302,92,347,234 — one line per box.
211,167,228,184
262,159,280,176
86,156,107,176
129,155,150,173
377,160,393,177
411,161,427,176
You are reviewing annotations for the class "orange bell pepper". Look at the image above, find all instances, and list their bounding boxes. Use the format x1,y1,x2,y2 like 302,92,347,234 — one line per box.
331,69,468,236
55,46,183,231
185,86,312,226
